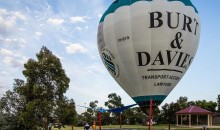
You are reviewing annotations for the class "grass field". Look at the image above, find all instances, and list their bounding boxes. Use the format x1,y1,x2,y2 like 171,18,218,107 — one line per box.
51,124,220,130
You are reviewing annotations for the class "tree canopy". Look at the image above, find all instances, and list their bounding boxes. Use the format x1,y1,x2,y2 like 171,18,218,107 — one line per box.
0,46,76,130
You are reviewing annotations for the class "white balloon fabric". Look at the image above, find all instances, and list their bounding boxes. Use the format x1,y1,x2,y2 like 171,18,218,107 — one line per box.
97,0,200,108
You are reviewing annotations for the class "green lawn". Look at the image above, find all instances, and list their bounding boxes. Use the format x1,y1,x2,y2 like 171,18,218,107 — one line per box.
51,124,220,130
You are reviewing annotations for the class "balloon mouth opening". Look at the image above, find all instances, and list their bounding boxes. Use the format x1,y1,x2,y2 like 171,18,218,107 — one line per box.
137,102,159,114
137,101,162,115
140,106,157,114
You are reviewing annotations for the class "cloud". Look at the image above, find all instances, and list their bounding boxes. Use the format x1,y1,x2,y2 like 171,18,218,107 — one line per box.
13,11,27,21
85,26,89,30
70,16,90,23
0,84,6,97
47,18,64,25
66,43,87,54
76,27,82,31
86,65,106,74
0,8,26,35
0,71,10,75
73,26,89,32
60,40,87,54
53,52,63,60
0,48,13,56
0,9,26,21
3,56,27,68
0,38,26,48
35,32,43,37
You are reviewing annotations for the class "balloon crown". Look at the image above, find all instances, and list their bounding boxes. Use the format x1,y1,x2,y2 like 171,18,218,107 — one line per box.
100,0,198,23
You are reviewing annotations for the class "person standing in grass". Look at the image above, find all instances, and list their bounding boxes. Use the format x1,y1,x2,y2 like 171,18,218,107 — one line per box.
84,123,90,130
92,121,96,130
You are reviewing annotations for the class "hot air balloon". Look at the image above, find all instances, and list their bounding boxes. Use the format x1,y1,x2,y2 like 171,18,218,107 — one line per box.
97,0,200,112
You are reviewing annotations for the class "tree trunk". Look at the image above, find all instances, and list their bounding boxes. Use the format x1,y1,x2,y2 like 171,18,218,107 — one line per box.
44,117,48,130
168,116,171,130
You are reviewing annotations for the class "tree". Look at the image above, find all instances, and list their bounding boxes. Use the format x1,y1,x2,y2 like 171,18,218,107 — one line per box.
123,107,146,125
0,90,26,130
124,108,136,125
87,100,98,116
14,46,74,130
160,97,189,125
105,93,124,125
86,100,98,124
160,96,219,126
152,106,161,124
218,95,220,112
55,98,77,130
195,100,217,112
105,93,123,109
101,111,111,125
177,96,188,109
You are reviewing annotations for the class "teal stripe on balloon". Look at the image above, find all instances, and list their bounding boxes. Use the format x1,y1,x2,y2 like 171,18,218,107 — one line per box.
100,0,152,23
168,0,198,13
99,0,198,23
132,95,167,106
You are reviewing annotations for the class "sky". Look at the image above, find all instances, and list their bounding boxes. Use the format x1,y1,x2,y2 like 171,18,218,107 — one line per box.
0,0,219,114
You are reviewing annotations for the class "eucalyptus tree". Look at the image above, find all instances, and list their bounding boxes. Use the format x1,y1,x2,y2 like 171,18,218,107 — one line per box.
14,46,74,130
105,93,124,125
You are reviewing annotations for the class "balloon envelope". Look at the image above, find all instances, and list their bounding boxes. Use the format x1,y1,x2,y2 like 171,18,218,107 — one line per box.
97,0,200,109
